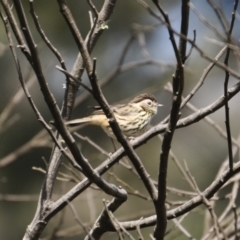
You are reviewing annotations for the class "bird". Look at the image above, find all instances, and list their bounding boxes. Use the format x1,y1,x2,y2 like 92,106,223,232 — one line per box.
65,93,163,139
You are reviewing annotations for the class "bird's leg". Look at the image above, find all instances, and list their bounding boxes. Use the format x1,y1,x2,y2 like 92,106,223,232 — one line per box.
127,136,135,143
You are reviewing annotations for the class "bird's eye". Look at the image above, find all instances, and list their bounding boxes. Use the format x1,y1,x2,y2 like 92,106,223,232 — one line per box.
147,101,152,105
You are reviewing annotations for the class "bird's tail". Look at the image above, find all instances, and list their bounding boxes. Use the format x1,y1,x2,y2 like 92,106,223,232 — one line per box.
50,115,106,127
65,117,93,127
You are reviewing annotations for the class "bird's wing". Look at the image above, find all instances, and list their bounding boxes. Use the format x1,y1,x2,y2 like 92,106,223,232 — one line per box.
91,107,104,115
91,104,138,116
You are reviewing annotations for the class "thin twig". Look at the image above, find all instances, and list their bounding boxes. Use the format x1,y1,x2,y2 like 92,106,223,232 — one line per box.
232,204,238,240
56,65,93,94
108,171,151,201
67,200,94,240
29,0,69,77
189,2,225,40
183,160,225,240
223,0,239,171
103,200,136,240
164,82,240,148
184,29,196,61
102,200,124,240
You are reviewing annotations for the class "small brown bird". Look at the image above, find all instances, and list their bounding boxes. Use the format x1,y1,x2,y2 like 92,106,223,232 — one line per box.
66,93,163,138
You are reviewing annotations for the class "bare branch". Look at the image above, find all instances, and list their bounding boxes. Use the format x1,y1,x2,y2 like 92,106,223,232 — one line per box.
152,1,187,238
223,0,239,171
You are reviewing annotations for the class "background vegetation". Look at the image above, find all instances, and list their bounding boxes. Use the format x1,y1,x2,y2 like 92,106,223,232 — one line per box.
0,0,240,239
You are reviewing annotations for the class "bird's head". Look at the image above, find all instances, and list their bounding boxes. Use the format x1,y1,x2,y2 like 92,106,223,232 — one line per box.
130,93,163,115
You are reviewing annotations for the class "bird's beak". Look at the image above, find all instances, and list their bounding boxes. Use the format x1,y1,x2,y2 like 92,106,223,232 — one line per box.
157,104,163,107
